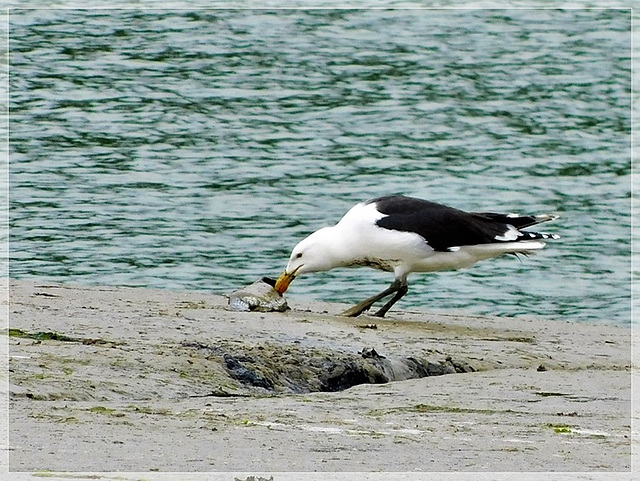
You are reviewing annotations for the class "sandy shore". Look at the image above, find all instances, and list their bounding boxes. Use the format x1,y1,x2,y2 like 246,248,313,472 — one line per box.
4,279,636,480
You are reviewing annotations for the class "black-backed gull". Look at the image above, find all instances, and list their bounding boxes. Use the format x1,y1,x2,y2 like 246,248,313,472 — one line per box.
275,194,559,317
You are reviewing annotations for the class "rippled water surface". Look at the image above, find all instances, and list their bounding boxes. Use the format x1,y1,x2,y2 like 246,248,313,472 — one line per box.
9,9,631,325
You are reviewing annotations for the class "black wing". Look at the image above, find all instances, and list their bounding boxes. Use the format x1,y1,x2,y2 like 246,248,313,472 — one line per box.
369,195,556,252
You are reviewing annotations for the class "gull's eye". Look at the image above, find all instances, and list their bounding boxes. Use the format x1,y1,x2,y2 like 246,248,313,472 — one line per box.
295,252,303,259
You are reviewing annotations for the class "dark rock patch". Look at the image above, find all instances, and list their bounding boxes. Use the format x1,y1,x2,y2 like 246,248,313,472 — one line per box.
223,353,275,391
182,340,476,395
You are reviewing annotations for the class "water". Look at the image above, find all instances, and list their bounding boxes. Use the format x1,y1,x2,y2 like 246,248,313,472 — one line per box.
9,9,632,325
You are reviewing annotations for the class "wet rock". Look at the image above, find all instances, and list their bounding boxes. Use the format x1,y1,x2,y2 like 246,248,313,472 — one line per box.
321,358,388,392
425,360,457,376
227,277,288,312
360,347,386,359
449,357,476,373
223,353,275,391
182,340,477,395
404,357,430,377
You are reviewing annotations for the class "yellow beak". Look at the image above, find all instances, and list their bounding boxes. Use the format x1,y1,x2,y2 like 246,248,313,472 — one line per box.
274,268,299,294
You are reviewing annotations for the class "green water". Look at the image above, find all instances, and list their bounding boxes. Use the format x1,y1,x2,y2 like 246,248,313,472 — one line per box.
9,9,631,324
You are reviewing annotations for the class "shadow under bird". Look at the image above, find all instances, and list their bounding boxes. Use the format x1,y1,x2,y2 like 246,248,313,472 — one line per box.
275,195,559,317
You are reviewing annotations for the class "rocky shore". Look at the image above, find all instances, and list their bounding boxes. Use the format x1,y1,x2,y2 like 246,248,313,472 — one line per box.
5,279,635,480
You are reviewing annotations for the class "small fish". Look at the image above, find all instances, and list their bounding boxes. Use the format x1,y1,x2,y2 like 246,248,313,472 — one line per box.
228,277,289,313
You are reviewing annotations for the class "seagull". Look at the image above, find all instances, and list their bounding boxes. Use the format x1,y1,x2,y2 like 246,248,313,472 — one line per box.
274,194,559,317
